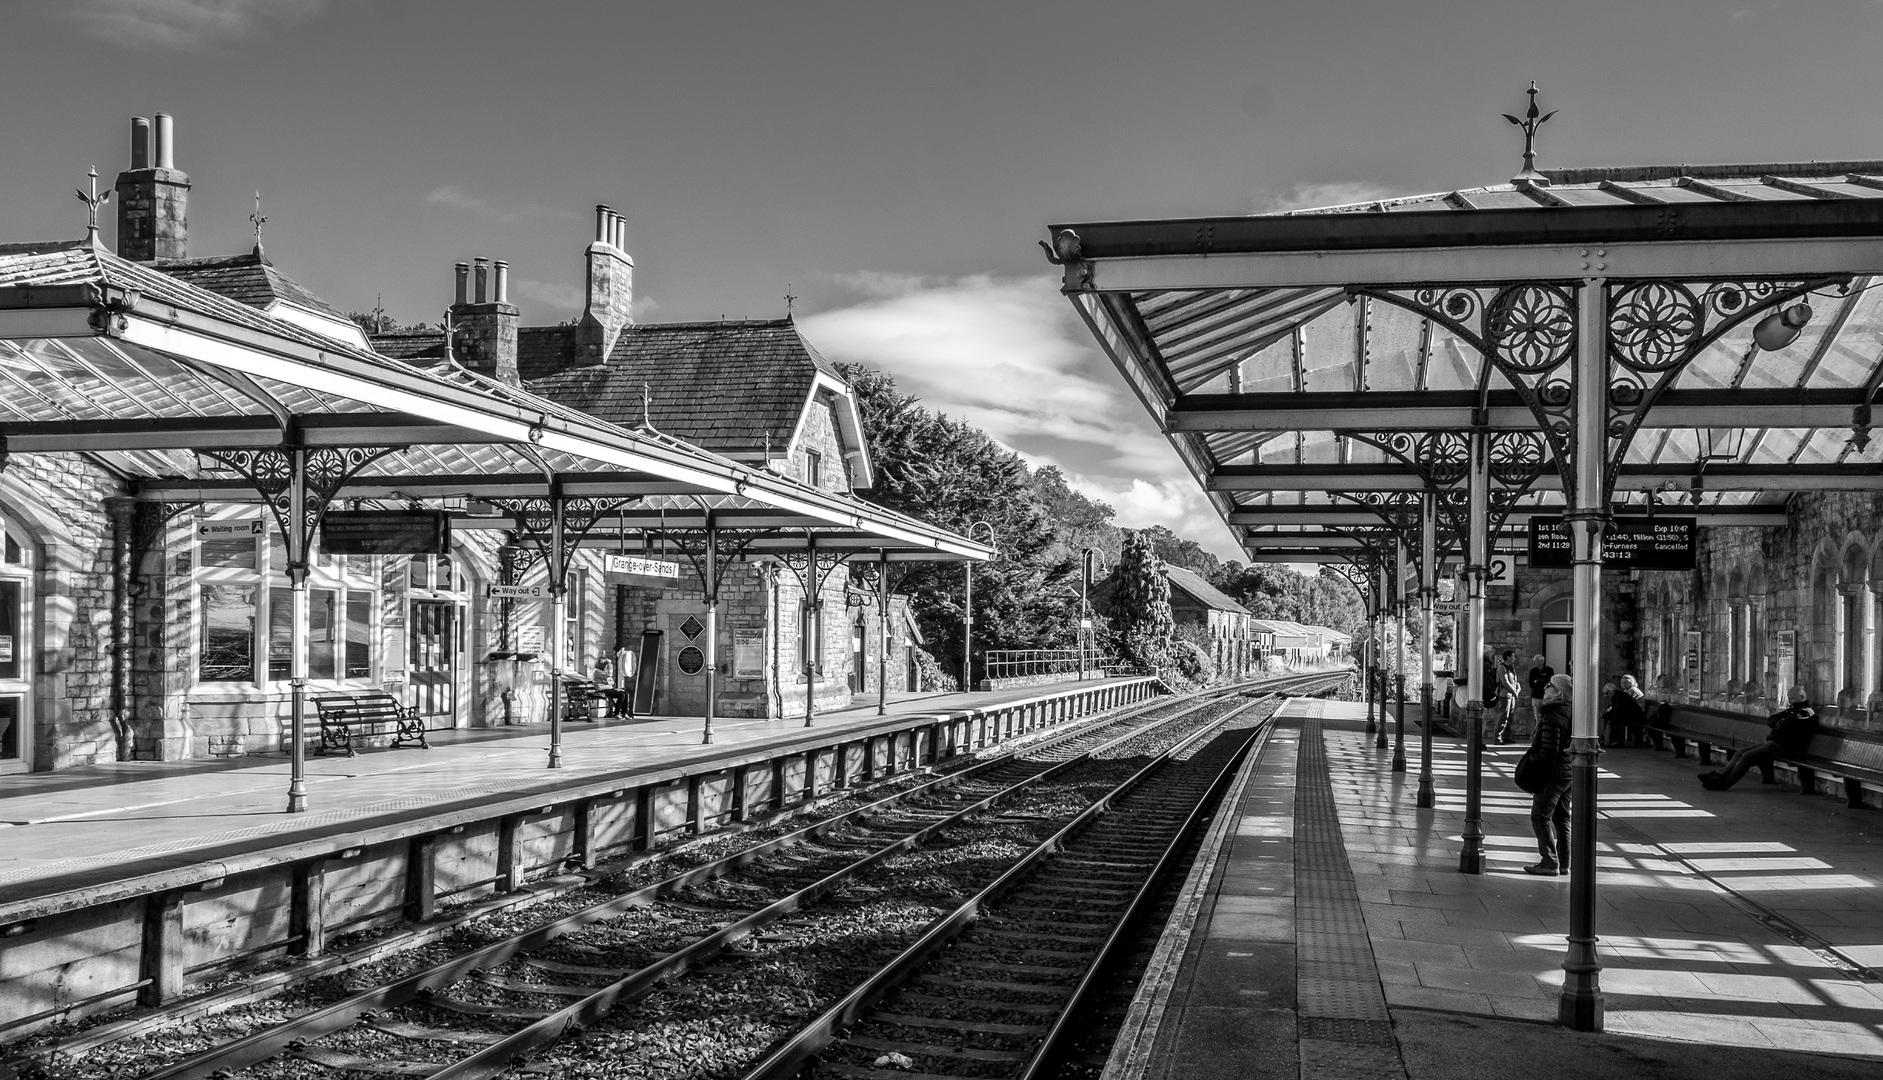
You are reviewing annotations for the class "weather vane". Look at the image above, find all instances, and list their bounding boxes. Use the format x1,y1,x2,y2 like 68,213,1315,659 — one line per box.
76,166,111,245
1503,81,1556,187
249,191,268,255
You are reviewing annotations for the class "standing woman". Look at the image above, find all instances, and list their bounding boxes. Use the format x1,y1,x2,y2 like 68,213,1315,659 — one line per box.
1526,673,1575,876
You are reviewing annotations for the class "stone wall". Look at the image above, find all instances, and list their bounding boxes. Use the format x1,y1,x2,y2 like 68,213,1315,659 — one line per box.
1635,491,1883,736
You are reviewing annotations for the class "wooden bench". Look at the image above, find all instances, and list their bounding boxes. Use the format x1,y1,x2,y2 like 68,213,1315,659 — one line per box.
314,690,429,757
1648,700,1883,808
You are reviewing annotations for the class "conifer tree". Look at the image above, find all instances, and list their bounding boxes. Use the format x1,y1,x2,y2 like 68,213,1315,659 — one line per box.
1108,529,1173,667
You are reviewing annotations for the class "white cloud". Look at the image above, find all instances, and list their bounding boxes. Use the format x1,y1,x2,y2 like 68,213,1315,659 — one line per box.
60,0,325,50
1252,180,1411,214
801,272,1244,562
424,185,575,222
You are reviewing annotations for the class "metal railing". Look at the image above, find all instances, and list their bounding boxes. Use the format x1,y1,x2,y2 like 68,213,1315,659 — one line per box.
981,648,1122,682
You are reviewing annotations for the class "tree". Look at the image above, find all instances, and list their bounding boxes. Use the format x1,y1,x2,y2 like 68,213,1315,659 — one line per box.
1140,524,1220,580
347,310,431,335
1105,529,1173,667
836,363,1078,683
1029,465,1122,575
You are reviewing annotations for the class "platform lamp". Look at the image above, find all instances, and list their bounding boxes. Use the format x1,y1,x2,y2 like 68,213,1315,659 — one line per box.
1753,301,1812,352
962,521,996,692
1079,548,1106,682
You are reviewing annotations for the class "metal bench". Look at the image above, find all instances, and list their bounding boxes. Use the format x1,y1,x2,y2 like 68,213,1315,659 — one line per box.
313,690,429,757
1649,700,1883,808
561,679,609,722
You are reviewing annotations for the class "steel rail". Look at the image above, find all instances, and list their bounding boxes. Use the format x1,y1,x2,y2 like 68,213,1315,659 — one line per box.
127,680,1295,1080
420,689,1269,1080
734,688,1298,1080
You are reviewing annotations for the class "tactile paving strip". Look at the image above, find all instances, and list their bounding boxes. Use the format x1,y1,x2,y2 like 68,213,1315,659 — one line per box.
1295,716,1407,1079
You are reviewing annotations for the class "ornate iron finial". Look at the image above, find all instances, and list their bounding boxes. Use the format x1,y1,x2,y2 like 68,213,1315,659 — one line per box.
76,166,111,245
441,308,460,369
1502,81,1556,188
641,381,654,431
784,283,797,315
249,191,268,255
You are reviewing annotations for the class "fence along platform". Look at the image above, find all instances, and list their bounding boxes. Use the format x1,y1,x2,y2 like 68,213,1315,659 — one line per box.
0,676,1159,1037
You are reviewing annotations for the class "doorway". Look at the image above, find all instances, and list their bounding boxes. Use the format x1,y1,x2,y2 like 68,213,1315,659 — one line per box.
1541,595,1572,680
409,600,458,728
0,516,32,774
850,615,867,693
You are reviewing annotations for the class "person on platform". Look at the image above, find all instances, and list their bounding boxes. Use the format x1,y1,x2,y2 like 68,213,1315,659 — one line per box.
1491,649,1522,744
1526,653,1554,735
1525,673,1575,876
1602,675,1647,747
1699,686,1817,790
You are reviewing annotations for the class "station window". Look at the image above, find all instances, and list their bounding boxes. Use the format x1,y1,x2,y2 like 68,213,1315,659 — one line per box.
196,514,379,688
802,448,823,489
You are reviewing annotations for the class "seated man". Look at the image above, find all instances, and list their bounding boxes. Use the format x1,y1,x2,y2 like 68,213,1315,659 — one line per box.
1700,686,1817,790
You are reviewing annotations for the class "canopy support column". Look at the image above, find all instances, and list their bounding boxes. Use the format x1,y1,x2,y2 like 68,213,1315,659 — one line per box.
1363,592,1376,736
1392,538,1407,773
1375,564,1389,750
547,491,568,770
286,447,310,813
1459,429,1490,874
702,516,720,745
806,534,821,727
877,551,890,716
1560,279,1609,1031
1417,491,1437,809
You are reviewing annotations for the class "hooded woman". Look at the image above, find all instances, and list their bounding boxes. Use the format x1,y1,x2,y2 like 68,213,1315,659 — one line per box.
1526,673,1574,876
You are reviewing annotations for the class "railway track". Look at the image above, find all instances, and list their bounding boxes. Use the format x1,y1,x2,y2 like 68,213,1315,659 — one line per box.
8,670,1349,1080
742,672,1344,1080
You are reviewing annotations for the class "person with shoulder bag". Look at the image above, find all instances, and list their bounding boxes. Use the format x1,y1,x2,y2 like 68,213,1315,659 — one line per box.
1518,673,1574,876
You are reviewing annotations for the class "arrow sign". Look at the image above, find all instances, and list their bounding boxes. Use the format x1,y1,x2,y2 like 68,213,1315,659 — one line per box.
488,584,544,600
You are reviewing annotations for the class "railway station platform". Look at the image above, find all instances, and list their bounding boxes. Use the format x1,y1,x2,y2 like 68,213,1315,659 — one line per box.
0,676,1151,915
1115,697,1883,1080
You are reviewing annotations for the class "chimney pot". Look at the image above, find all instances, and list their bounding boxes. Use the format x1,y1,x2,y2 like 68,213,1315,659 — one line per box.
613,214,626,251
115,113,188,261
595,204,610,244
153,113,174,170
129,117,150,170
492,260,509,305
473,257,490,304
454,262,470,306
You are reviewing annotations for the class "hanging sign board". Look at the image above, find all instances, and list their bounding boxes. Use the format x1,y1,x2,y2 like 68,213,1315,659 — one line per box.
1527,517,1696,570
733,628,765,679
198,519,264,537
488,584,544,600
603,554,683,586
516,626,545,655
319,510,450,556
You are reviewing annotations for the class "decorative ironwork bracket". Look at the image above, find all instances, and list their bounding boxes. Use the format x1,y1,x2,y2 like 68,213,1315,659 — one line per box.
204,446,394,567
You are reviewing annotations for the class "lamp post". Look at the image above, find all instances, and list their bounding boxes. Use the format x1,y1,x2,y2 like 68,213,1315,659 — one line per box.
1079,548,1104,682
962,521,995,692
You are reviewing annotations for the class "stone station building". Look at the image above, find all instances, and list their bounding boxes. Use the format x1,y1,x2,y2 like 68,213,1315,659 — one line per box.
0,117,964,776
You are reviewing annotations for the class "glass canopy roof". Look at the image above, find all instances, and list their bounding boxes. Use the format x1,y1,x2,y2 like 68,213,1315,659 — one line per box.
1049,164,1883,561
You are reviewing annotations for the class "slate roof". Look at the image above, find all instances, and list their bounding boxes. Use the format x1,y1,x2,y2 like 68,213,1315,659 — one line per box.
522,318,838,455
371,330,448,363
155,250,348,319
1164,565,1250,616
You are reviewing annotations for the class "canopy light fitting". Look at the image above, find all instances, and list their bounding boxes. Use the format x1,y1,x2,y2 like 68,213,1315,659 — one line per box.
1753,302,1813,351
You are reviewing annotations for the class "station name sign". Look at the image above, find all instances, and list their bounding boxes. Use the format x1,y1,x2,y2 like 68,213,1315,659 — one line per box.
604,554,683,586
1527,516,1696,570
319,509,452,556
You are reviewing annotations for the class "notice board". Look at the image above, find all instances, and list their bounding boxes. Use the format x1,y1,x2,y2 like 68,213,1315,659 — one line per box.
320,509,451,555
1527,517,1696,570
632,629,663,715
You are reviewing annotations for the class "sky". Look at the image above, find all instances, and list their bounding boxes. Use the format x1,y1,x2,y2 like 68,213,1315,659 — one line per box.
7,0,1883,560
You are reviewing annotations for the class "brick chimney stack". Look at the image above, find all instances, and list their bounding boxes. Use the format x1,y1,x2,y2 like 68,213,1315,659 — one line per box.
115,114,190,262
451,256,520,385
575,205,633,363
